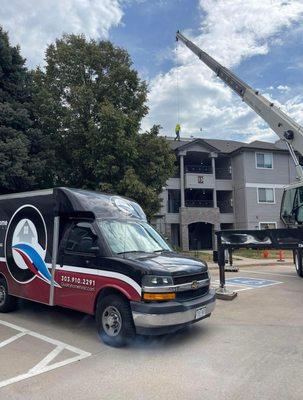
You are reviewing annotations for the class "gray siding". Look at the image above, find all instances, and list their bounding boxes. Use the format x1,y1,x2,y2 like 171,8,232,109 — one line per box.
231,153,247,228
245,187,284,229
243,151,293,185
231,152,246,188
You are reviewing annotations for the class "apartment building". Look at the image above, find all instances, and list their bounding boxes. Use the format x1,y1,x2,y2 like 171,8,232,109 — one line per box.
152,137,299,251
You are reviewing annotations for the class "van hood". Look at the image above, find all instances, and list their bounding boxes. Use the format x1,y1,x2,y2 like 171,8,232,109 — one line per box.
125,251,208,276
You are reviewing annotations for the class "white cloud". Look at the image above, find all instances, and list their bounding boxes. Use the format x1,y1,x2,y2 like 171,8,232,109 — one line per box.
0,0,124,67
282,95,303,125
277,85,290,91
143,0,303,143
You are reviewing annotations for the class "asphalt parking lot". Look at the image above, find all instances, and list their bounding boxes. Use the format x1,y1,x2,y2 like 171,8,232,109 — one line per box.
1,263,303,400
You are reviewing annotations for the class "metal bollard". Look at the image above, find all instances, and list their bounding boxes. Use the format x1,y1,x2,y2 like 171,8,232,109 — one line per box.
215,242,237,300
225,248,239,272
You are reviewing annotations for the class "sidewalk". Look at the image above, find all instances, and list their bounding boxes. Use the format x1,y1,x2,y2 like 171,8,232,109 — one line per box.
207,256,293,270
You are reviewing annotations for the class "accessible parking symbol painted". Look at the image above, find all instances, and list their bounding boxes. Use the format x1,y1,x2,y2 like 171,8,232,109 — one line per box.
225,277,282,288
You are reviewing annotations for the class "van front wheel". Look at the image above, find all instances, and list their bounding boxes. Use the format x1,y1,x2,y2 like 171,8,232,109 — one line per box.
96,294,135,347
294,249,303,277
0,278,18,312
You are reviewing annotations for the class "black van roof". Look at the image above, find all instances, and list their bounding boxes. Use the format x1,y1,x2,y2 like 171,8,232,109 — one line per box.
0,187,146,221
55,187,146,220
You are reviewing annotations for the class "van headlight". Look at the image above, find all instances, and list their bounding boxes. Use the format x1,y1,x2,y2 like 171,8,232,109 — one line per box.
142,275,173,287
142,275,175,301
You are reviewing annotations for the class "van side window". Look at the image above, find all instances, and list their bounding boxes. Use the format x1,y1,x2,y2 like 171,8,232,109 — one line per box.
65,222,99,254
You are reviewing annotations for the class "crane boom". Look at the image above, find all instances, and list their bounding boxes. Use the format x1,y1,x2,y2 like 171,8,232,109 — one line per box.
176,31,303,180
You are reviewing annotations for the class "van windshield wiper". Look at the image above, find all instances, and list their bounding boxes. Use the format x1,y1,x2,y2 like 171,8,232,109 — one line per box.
117,250,146,255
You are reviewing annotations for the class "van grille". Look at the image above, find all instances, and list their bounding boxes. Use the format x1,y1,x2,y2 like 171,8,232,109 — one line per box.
173,272,208,285
176,286,209,301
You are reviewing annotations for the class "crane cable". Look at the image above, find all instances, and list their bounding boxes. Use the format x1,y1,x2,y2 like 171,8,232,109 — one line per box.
176,41,180,125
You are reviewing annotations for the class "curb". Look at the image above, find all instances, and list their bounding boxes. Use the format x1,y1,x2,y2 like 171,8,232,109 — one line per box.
208,260,293,270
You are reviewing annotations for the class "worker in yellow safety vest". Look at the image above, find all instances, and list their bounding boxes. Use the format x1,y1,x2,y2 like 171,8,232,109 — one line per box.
175,123,181,141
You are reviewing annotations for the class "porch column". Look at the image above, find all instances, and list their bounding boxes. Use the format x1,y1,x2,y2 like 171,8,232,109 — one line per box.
179,151,186,208
181,223,189,251
210,153,218,208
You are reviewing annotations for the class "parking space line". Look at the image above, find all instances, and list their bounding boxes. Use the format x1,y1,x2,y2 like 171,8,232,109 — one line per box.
0,320,90,356
29,345,65,373
0,319,29,333
211,282,253,292
0,332,26,348
0,320,91,389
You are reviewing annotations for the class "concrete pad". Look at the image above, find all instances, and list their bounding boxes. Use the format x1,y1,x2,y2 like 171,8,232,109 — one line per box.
215,286,238,300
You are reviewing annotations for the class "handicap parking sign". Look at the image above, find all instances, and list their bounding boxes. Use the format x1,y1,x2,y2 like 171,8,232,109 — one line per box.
225,277,281,288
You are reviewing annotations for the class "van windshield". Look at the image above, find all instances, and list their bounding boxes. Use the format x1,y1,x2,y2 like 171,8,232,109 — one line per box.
98,219,171,255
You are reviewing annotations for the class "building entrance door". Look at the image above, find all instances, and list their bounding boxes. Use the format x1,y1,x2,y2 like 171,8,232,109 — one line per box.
188,222,212,250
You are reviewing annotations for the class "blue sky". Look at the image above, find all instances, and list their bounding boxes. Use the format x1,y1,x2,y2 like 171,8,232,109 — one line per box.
1,0,303,143
110,0,202,79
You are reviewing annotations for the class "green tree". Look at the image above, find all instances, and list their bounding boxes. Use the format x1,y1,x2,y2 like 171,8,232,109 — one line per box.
35,34,175,217
0,27,46,193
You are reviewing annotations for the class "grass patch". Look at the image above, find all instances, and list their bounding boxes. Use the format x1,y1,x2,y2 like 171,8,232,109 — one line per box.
181,251,213,262
233,249,293,259
181,249,293,261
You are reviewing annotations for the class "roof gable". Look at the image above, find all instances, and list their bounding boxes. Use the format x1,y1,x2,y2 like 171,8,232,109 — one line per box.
171,138,219,153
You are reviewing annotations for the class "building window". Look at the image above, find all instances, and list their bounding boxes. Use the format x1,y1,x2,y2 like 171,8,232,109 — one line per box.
167,190,181,213
258,188,275,203
259,222,277,230
255,152,273,169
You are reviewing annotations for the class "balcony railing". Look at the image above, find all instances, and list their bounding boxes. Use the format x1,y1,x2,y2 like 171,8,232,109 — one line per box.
185,199,214,208
217,200,233,213
185,165,213,174
183,199,233,211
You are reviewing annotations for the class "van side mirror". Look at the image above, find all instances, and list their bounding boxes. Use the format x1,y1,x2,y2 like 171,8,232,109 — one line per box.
90,246,100,254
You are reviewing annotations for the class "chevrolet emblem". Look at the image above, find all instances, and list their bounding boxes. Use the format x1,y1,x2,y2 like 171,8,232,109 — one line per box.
191,280,198,289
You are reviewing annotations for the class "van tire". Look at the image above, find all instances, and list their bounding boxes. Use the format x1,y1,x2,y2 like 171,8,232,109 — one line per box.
0,278,18,313
96,294,135,347
294,249,303,277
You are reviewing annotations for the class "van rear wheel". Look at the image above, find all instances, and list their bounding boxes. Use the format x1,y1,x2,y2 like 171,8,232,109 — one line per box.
0,278,18,313
96,294,135,347
294,250,303,277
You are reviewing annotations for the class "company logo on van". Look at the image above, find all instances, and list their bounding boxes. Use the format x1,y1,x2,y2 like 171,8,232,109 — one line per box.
111,196,135,216
5,205,59,286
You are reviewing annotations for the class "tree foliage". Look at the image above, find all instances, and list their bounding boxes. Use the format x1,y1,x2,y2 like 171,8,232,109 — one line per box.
0,30,175,218
0,27,45,193
34,34,175,217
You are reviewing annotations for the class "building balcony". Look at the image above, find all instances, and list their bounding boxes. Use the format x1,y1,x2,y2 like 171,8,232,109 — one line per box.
183,199,233,212
185,199,214,208
184,173,215,189
185,164,213,174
